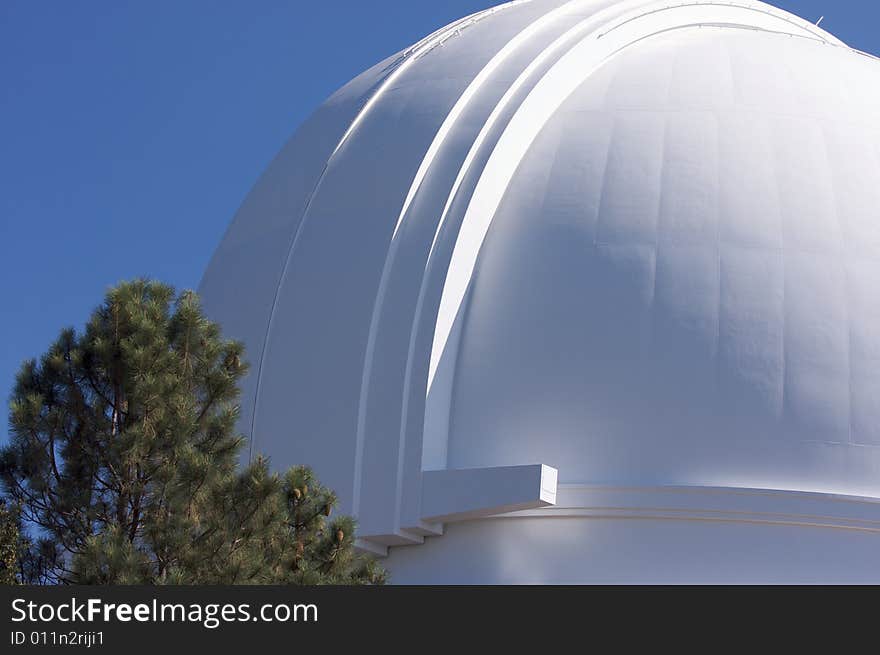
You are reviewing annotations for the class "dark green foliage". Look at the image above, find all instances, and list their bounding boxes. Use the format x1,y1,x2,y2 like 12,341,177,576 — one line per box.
1,279,384,585
0,501,19,584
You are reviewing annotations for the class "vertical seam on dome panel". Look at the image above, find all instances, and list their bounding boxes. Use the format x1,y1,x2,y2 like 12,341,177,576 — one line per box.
593,114,616,247
713,109,723,398
245,160,326,462
717,35,735,407
649,66,674,350
866,135,880,445
647,118,663,348
819,122,853,445
769,113,788,430
592,112,615,246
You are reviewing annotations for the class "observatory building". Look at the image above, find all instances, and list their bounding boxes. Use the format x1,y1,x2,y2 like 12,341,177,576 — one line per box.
200,0,880,582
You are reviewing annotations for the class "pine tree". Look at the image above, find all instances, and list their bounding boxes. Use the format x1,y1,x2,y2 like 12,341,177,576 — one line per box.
0,501,19,584
1,279,384,585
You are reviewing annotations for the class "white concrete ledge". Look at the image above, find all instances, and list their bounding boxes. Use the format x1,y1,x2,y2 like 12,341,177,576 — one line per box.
420,464,558,523
354,538,389,558
501,484,880,533
364,483,880,558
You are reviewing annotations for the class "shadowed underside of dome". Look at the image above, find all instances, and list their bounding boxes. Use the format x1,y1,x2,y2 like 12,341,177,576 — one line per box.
200,0,880,579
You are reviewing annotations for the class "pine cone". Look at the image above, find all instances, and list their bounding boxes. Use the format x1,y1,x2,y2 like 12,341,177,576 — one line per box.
336,529,344,544
224,352,241,372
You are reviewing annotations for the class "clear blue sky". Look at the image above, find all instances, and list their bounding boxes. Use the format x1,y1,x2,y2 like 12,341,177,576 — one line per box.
2,0,878,425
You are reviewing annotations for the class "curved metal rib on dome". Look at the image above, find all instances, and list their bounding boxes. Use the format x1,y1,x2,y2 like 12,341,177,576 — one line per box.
245,0,532,457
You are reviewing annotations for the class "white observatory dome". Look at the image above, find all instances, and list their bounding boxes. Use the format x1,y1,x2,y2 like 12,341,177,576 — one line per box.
201,0,880,582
